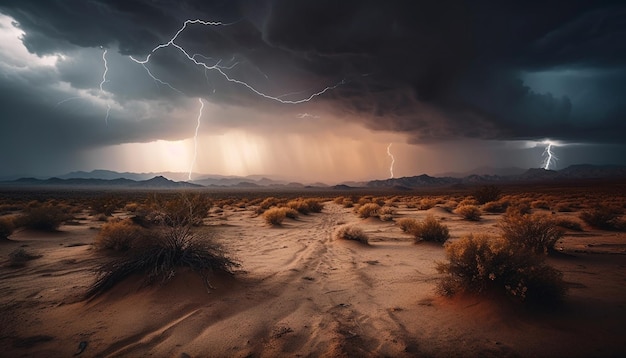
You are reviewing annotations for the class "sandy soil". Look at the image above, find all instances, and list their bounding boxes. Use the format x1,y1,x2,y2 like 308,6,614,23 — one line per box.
1,200,625,357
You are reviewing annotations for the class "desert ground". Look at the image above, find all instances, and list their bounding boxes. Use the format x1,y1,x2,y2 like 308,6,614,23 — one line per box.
1,182,625,357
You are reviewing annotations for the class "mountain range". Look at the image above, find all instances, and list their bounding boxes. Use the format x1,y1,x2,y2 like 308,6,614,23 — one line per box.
1,165,625,189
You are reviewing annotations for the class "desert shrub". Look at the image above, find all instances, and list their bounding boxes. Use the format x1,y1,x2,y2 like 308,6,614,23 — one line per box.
499,213,563,254
283,208,300,219
482,199,509,213
286,199,310,214
263,207,287,226
579,205,624,230
505,201,532,216
473,185,502,205
95,219,147,251
418,198,437,210
304,199,324,213
397,217,420,234
256,197,281,214
0,216,15,239
335,225,369,244
454,205,482,221
358,203,381,218
436,234,567,306
554,217,583,231
554,203,574,212
7,248,42,267
342,200,354,208
413,215,449,243
333,197,345,205
378,206,395,221
357,196,374,206
531,200,551,210
86,225,239,298
90,196,123,216
458,198,479,207
124,202,140,212
159,194,210,227
18,205,69,231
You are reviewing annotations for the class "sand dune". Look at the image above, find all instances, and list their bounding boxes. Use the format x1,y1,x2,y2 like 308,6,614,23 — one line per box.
1,199,626,357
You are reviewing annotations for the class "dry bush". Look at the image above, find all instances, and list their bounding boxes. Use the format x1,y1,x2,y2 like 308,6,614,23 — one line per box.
357,196,374,206
554,203,574,212
263,207,288,226
342,200,354,208
7,248,42,268
499,213,563,254
335,225,369,244
442,200,459,212
458,198,479,207
482,199,509,213
436,234,567,306
17,205,70,231
0,216,15,239
413,215,450,243
256,197,281,214
580,205,624,230
159,194,210,227
124,202,140,212
289,198,324,214
454,205,482,221
283,208,300,219
531,200,551,210
333,197,345,205
397,217,419,234
86,225,239,298
95,219,147,251
473,185,502,204
357,203,381,218
378,206,395,221
418,198,437,210
505,201,532,216
554,217,583,231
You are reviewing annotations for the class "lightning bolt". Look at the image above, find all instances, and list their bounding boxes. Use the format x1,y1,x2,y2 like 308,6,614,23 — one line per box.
129,19,345,103
100,47,111,124
542,141,558,170
296,113,320,119
386,143,395,179
188,98,204,181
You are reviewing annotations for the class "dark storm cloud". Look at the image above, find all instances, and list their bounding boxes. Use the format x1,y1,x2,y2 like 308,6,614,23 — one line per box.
1,0,625,150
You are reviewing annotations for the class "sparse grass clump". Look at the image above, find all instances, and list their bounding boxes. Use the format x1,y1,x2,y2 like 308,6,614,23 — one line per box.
454,205,482,221
413,215,450,243
531,200,551,210
7,248,42,268
263,207,288,226
256,197,281,214
499,212,563,254
357,203,380,218
95,218,147,251
335,225,369,244
18,205,70,231
0,216,15,239
554,217,583,231
86,226,239,298
580,205,624,230
436,234,567,306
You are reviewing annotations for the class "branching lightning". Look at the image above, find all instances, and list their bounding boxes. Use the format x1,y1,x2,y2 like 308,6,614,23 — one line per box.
386,143,395,179
188,98,204,181
542,140,558,170
129,19,345,103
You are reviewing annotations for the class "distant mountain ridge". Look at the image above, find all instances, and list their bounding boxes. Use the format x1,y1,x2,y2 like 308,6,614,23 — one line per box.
2,164,625,189
367,164,626,188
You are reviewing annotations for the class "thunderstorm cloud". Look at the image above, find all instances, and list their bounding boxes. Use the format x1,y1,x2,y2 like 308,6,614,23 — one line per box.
0,0,625,180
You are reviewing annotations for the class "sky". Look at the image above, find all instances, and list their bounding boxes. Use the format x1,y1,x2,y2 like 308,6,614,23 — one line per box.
0,0,625,183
